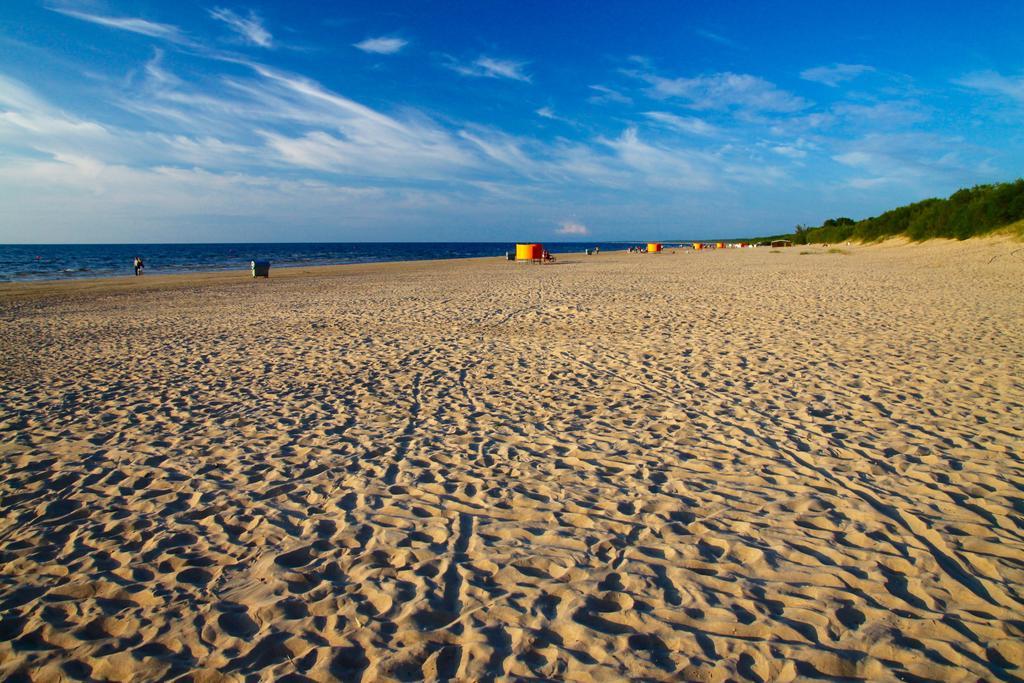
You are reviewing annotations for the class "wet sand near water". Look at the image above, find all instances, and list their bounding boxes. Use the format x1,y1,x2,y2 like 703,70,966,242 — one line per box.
1,239,1023,681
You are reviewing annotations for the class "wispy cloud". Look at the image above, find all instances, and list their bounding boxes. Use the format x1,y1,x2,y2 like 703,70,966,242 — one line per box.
458,127,541,178
0,74,111,144
832,132,981,190
954,70,1024,103
626,67,808,112
696,29,740,49
588,84,632,105
143,49,181,87
599,128,716,190
832,100,929,126
354,36,408,55
49,7,187,43
0,71,477,240
238,66,484,177
4,45,912,244
446,56,531,82
643,111,719,136
800,63,874,87
209,8,273,48
557,220,588,235
535,106,576,126
770,144,807,159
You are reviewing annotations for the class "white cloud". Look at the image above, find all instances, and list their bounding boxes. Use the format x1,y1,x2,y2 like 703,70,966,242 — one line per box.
767,112,836,137
354,36,408,54
643,111,718,136
476,57,530,82
695,29,740,49
628,69,808,112
846,176,890,189
600,128,715,190
955,70,1024,103
261,127,476,178
0,152,415,241
237,66,484,177
0,65,478,181
458,127,541,178
210,8,273,48
771,145,806,158
447,56,530,82
832,100,929,126
143,49,181,87
557,221,588,235
588,84,632,105
800,64,874,87
0,75,113,149
544,143,630,187
0,74,53,112
832,132,984,190
0,54,831,243
50,7,187,43
535,107,576,126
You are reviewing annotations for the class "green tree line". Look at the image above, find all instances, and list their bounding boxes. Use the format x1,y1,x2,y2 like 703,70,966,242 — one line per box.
766,179,1024,244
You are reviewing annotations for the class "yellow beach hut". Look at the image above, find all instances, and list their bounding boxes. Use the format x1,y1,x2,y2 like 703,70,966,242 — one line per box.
516,243,544,262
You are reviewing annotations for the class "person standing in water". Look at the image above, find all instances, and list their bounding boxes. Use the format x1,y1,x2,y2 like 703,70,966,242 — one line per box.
134,256,144,276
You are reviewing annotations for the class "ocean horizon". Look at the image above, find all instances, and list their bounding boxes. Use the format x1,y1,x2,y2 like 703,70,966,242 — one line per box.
0,241,691,283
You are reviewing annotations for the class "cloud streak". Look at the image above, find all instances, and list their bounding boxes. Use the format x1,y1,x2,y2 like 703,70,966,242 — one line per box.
832,132,984,191
588,84,632,105
696,29,740,49
354,37,408,54
800,63,874,87
955,70,1024,103
557,221,588,235
210,8,273,48
627,67,808,112
50,7,188,43
447,56,531,82
643,112,719,137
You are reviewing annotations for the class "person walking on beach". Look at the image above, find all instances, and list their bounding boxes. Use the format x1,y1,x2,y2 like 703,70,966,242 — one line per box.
133,256,144,276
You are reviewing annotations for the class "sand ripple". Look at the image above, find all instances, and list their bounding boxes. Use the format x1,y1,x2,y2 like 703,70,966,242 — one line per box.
1,240,1023,680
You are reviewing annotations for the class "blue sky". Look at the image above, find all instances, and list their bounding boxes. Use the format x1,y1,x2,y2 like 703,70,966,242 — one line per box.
0,1,1022,243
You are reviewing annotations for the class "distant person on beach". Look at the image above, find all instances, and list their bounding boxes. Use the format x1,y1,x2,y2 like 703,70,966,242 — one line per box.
134,256,144,276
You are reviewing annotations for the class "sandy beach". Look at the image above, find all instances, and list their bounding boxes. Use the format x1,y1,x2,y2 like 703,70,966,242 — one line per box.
1,239,1022,681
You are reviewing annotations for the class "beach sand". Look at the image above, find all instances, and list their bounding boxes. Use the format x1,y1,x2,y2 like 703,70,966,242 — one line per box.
1,239,1022,681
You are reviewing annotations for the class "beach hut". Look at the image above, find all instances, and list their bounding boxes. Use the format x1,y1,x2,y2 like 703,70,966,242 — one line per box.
515,243,544,262
716,242,725,249
771,240,793,248
693,243,703,251
647,242,663,253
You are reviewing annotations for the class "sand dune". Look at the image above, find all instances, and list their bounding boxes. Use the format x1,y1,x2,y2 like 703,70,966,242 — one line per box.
1,239,1023,681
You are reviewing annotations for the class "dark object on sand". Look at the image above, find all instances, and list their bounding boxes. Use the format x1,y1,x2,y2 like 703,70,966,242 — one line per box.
251,260,270,278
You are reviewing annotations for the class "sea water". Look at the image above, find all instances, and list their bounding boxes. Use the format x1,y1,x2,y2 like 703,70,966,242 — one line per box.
0,242,643,282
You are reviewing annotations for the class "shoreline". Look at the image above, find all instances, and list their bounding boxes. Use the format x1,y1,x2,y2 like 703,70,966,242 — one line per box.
0,242,640,291
0,250,595,301
2,234,1021,301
